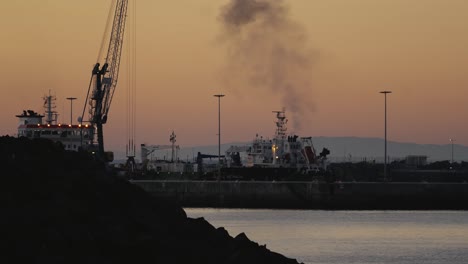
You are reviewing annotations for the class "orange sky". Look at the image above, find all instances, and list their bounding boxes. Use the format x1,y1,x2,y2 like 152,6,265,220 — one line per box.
1,0,468,154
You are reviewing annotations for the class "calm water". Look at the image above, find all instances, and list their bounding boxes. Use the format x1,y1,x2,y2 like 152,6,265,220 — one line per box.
185,209,468,264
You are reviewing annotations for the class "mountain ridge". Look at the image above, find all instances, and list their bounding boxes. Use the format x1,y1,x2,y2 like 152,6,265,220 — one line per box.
113,137,468,163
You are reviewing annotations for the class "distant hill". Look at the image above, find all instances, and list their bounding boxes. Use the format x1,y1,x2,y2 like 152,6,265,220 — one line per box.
309,137,467,163
113,137,468,163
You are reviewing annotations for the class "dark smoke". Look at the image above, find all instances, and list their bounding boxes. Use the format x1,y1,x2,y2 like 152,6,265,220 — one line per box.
218,0,317,132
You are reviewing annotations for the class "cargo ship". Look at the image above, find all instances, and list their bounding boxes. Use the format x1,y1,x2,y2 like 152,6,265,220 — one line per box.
16,92,94,152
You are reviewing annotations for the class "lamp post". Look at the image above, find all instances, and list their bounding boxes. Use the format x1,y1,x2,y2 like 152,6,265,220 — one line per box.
66,97,77,125
380,91,391,182
214,94,225,180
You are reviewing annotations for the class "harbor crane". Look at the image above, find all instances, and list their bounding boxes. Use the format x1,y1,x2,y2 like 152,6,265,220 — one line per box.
81,0,129,161
140,144,181,163
141,131,180,164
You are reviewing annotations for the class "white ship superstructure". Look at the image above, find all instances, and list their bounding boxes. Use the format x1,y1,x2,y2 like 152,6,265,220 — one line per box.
16,93,94,151
225,110,328,172
140,131,192,173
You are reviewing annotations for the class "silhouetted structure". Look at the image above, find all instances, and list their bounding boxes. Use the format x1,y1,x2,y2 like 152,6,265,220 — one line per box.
1,136,301,264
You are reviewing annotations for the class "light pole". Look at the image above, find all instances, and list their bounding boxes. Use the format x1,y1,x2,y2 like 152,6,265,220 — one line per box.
380,91,391,182
450,138,455,164
214,94,225,180
66,97,77,125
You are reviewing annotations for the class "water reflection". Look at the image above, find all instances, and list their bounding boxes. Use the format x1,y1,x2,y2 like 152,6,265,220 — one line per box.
185,209,468,264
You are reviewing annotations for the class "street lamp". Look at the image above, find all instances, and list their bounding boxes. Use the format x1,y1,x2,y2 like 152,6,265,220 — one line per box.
380,91,391,182
214,94,225,180
66,97,77,125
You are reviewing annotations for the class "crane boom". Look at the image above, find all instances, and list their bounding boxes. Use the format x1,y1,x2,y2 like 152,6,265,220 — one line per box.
82,0,129,160
101,0,128,119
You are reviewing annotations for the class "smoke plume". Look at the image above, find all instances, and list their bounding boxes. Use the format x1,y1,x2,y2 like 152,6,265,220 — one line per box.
218,0,317,132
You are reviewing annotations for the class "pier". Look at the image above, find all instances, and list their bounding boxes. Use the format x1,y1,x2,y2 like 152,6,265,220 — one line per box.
131,180,468,210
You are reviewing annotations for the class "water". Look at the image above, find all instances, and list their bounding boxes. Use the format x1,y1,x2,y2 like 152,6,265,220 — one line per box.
185,209,468,264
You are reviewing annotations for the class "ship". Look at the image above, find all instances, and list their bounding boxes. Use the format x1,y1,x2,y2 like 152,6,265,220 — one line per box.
139,131,195,175
16,92,95,153
218,110,330,180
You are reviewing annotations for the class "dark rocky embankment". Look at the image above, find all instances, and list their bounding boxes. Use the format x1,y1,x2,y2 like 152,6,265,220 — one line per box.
0,136,300,264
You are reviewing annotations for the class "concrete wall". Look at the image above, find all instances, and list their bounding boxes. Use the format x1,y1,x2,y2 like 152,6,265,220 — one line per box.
131,180,468,210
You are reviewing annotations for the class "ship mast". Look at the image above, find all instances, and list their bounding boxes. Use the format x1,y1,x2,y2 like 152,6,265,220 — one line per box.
170,131,177,162
272,109,288,165
43,90,58,125
273,109,287,140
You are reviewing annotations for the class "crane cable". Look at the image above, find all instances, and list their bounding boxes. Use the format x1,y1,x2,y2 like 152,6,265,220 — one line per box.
132,0,137,158
97,0,117,63
126,0,136,158
81,0,116,126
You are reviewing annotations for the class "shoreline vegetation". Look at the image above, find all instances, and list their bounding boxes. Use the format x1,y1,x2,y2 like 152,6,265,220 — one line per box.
1,136,300,264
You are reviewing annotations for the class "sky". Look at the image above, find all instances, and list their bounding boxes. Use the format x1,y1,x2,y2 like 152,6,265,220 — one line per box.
1,0,468,155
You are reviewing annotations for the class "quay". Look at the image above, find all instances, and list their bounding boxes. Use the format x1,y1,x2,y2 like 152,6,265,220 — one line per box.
131,180,468,210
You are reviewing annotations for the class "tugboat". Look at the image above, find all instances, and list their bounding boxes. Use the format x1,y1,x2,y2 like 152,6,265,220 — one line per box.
16,92,94,152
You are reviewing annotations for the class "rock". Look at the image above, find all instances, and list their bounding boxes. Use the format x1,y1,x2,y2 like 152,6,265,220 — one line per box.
0,136,301,264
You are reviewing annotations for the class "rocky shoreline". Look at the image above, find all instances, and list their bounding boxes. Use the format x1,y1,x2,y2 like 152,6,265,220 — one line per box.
1,136,300,264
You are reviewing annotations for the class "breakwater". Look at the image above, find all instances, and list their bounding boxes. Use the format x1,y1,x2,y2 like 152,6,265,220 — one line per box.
2,137,301,264
131,180,468,210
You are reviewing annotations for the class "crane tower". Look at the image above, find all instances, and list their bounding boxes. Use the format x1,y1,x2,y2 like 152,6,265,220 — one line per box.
80,0,129,161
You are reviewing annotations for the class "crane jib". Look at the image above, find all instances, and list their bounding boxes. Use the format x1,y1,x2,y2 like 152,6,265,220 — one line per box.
82,0,129,160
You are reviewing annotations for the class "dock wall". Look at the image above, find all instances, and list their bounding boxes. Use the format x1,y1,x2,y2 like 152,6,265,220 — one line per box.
131,180,468,210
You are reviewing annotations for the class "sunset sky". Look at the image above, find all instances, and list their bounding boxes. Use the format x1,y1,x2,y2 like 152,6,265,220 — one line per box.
1,0,468,155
